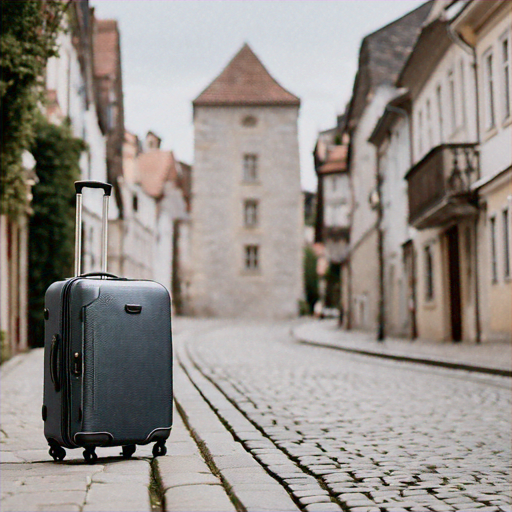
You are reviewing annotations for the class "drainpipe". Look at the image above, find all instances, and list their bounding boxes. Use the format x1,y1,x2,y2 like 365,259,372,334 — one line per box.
375,149,385,341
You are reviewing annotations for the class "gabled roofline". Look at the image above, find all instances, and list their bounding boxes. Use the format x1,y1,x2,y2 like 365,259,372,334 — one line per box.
396,18,451,97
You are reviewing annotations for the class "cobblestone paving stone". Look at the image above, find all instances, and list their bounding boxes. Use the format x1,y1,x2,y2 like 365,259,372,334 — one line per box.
178,320,512,512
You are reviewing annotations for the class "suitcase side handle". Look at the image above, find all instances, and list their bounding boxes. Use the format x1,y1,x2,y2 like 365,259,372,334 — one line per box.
75,181,112,196
49,335,61,392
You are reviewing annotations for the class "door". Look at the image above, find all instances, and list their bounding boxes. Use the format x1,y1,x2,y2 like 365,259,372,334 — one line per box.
403,240,417,339
446,225,462,342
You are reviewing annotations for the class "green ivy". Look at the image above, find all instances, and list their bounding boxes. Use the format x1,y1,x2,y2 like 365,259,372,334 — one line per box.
0,0,65,218
28,116,85,347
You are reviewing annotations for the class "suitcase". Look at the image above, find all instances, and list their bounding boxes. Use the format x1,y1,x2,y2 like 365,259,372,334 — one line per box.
43,181,172,463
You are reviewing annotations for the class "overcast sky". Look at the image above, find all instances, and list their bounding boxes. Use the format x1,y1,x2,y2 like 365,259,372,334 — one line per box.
92,0,424,191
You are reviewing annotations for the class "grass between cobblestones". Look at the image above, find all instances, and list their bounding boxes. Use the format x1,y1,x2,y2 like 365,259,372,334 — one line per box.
149,459,166,512
174,397,247,512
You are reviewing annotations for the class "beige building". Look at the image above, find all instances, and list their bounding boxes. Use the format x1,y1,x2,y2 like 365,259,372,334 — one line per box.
453,0,511,342
189,44,303,319
365,0,510,344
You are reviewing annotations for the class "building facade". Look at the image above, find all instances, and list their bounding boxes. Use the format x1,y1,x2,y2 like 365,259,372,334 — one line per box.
453,0,511,342
189,44,303,319
369,91,415,338
354,0,511,344
344,2,433,333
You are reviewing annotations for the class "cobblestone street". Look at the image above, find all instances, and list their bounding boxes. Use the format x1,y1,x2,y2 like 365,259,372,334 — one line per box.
1,318,511,512
176,319,512,512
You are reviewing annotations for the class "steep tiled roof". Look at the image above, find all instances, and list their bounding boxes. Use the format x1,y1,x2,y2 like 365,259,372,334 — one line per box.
319,145,348,174
193,44,300,107
137,150,177,199
347,1,433,129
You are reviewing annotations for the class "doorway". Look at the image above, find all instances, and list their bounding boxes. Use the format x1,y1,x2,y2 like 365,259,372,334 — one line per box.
403,240,417,339
446,225,462,342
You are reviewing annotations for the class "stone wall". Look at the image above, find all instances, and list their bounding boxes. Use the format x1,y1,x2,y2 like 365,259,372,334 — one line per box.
190,106,303,319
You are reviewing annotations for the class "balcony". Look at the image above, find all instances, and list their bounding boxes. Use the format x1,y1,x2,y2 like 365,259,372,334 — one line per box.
405,144,479,230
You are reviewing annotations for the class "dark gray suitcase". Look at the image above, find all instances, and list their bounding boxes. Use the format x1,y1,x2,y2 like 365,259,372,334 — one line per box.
43,181,172,463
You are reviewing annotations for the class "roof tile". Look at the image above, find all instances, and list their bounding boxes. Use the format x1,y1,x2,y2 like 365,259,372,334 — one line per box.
194,44,300,107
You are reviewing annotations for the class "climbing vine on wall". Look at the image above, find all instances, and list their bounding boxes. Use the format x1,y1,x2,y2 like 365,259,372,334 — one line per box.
0,0,66,218
28,117,85,347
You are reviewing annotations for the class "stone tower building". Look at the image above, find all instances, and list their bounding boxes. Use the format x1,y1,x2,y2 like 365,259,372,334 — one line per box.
190,44,302,319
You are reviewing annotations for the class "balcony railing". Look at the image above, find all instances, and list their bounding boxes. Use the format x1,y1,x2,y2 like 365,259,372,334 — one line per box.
405,144,479,229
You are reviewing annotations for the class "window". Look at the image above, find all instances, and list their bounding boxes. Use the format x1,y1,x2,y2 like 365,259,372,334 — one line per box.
418,110,423,155
436,85,444,143
460,59,467,128
501,35,511,120
244,200,258,227
483,50,496,130
490,216,498,283
448,69,456,132
243,154,258,182
242,115,257,127
503,209,510,278
424,245,434,301
132,193,138,212
426,99,432,149
244,245,259,270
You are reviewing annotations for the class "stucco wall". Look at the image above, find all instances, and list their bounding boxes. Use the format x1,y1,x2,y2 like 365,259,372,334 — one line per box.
190,106,303,319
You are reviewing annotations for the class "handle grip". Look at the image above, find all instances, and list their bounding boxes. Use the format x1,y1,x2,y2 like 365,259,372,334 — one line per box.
74,181,111,276
75,181,112,196
80,272,122,279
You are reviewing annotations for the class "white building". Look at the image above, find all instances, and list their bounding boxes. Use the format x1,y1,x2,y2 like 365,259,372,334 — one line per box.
369,90,415,338
368,0,511,344
189,44,303,319
344,2,433,333
452,0,512,343
45,4,109,273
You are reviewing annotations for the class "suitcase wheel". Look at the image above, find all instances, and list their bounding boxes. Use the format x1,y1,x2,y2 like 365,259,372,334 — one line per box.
152,441,167,457
83,447,98,464
121,445,136,458
49,445,66,462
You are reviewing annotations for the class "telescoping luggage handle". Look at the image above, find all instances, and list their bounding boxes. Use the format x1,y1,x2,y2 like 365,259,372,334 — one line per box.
74,181,112,277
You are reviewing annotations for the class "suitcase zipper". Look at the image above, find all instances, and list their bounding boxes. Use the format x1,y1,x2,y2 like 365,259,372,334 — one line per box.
60,277,80,448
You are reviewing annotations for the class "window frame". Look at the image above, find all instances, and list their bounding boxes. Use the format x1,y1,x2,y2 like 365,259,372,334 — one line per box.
244,244,259,271
436,84,444,143
417,109,423,156
243,154,258,183
243,199,259,228
460,58,467,128
490,215,498,283
483,48,496,131
426,99,433,149
502,208,511,279
448,68,457,133
500,31,511,122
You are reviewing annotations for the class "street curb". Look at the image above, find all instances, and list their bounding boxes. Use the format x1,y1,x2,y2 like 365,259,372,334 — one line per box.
174,335,300,512
296,338,512,378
